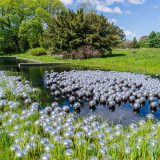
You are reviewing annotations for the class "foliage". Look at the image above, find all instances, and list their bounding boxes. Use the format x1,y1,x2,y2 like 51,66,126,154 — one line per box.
0,0,66,53
19,19,43,49
44,9,125,58
122,31,160,49
138,32,160,48
139,36,149,48
0,51,5,55
27,47,47,56
148,31,160,48
131,37,139,48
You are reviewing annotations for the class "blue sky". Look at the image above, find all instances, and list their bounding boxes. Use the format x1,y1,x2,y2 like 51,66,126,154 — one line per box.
60,0,160,40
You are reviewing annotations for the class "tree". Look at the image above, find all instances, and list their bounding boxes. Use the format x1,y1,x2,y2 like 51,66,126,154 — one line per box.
0,0,35,52
149,31,157,48
44,9,125,58
19,19,43,49
131,37,139,48
148,31,160,48
139,36,149,48
35,0,67,25
0,0,66,53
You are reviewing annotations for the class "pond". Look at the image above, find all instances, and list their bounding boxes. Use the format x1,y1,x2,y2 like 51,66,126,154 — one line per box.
0,57,160,125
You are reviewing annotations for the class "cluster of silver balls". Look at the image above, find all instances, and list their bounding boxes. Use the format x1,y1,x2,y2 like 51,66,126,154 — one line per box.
45,70,160,113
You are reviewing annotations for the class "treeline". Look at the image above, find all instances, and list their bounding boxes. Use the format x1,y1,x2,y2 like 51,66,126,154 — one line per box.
0,0,66,54
123,31,160,49
0,0,125,58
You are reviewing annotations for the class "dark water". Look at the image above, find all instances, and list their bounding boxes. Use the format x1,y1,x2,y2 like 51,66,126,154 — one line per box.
0,57,160,124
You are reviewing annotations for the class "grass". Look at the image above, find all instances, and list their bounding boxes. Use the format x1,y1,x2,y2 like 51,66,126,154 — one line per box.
6,48,160,75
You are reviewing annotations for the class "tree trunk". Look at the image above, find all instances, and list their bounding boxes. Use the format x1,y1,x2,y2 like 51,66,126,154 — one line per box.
13,37,21,53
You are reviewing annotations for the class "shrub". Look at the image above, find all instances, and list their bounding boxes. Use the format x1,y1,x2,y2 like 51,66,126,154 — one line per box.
27,48,47,56
63,45,100,59
0,51,5,55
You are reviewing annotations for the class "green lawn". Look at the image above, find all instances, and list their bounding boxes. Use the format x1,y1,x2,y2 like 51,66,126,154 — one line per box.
7,48,160,75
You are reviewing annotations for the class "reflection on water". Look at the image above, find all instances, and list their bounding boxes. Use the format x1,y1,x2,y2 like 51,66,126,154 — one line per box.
0,58,160,124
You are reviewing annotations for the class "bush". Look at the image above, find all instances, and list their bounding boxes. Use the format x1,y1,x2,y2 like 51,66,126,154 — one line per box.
27,48,47,56
0,51,5,55
63,45,100,59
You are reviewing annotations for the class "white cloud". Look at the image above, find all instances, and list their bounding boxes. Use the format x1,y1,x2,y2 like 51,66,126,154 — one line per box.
78,0,124,6
77,0,145,6
127,0,145,5
76,0,143,14
77,0,123,14
60,0,73,5
113,7,123,13
96,5,113,13
96,5,122,13
124,30,136,38
105,0,124,6
77,0,99,6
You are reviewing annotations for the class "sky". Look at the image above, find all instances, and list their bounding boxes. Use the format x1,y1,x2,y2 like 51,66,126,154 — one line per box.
60,0,160,40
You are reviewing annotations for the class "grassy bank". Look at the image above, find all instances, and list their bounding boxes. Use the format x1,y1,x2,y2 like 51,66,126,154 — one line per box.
6,48,160,75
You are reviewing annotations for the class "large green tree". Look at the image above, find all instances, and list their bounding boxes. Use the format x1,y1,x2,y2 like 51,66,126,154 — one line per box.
148,31,160,48
19,19,43,49
44,9,125,57
0,0,35,52
0,0,65,53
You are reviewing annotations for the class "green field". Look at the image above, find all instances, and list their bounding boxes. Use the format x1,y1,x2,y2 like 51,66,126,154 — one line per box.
8,48,160,75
